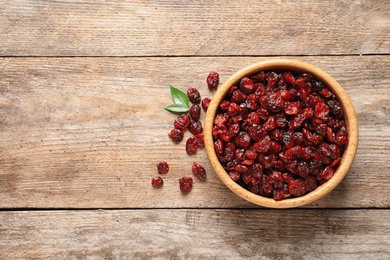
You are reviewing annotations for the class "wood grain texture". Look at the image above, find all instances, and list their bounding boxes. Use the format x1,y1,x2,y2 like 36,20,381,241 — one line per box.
0,56,389,209
1,0,389,56
0,209,389,259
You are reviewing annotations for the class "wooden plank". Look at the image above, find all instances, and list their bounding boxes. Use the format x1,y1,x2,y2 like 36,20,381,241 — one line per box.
0,209,389,259
0,56,389,209
0,0,389,56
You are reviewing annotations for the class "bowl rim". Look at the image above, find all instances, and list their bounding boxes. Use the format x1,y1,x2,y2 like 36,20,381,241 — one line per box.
204,58,359,208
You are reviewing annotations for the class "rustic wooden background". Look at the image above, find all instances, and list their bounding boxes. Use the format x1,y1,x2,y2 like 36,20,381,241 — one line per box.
0,0,389,259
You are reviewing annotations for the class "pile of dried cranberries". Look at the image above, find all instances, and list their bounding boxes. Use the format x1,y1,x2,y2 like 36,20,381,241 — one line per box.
212,71,348,200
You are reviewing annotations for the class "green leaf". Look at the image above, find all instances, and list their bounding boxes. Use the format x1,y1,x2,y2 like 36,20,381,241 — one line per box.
165,104,189,113
169,85,190,107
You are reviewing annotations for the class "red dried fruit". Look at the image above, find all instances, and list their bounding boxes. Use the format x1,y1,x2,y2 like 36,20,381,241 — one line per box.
186,137,198,155
235,164,249,173
192,162,206,181
267,93,284,112
194,133,204,148
288,179,307,197
284,101,302,115
269,171,284,188
327,100,343,118
283,71,295,85
201,97,211,111
227,102,241,117
262,117,277,131
168,128,184,143
320,166,334,181
234,131,251,148
231,89,246,104
253,135,272,153
157,161,169,175
267,72,279,89
315,102,330,119
282,130,294,148
187,87,201,104
240,77,256,94
214,139,224,154
321,88,335,98
189,104,201,121
174,114,190,130
229,171,241,181
305,176,317,192
207,72,219,90
151,176,164,188
329,157,342,167
335,127,348,146
188,120,203,135
179,176,193,193
280,89,292,101
251,71,266,82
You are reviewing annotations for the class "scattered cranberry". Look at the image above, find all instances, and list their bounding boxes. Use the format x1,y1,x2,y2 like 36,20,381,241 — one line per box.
151,176,164,188
192,162,207,181
179,176,193,193
174,114,190,130
189,104,201,121
201,97,211,111
168,128,184,142
157,161,169,174
188,120,203,135
186,137,198,154
194,133,204,148
187,87,201,104
207,72,219,90
212,70,348,200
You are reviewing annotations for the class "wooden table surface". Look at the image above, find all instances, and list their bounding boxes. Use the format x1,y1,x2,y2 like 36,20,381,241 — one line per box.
1,1,389,259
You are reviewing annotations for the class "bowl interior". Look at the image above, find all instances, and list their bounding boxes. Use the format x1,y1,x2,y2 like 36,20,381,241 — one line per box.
204,59,358,208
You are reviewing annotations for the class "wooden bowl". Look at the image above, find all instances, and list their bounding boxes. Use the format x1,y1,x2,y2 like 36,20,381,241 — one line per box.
204,59,358,208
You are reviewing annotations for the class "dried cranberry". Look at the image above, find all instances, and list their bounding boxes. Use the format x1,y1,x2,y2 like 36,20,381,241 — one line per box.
267,93,284,112
189,104,201,121
214,139,224,154
315,102,330,119
284,102,301,115
207,72,219,90
188,120,203,135
201,97,211,111
231,90,246,104
168,128,184,143
267,72,279,89
187,87,201,104
179,176,193,193
335,127,348,146
305,176,317,192
240,77,256,94
320,166,334,181
262,117,277,131
192,162,206,181
194,133,204,148
151,176,164,188
251,71,266,82
186,137,198,154
283,71,295,85
288,179,307,197
234,131,251,148
327,100,343,118
174,114,190,130
157,161,169,175
229,171,241,181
